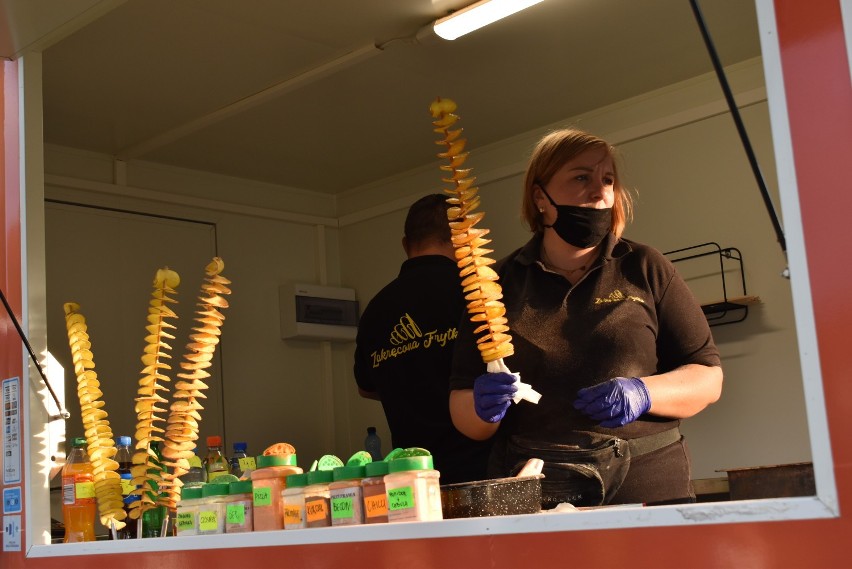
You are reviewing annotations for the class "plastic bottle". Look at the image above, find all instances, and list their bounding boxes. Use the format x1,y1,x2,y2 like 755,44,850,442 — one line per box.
115,436,133,495
205,435,230,483
114,435,135,539
62,436,96,542
230,442,251,478
119,495,140,539
365,427,382,461
141,505,167,538
141,441,168,538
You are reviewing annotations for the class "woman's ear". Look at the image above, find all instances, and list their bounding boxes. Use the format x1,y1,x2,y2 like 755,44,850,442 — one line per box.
532,184,547,212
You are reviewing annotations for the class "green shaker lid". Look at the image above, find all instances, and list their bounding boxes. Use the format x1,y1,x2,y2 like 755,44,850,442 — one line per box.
364,460,390,477
229,480,252,495
201,482,230,498
256,454,298,468
181,486,203,500
388,455,434,473
71,437,87,447
306,470,334,485
333,464,366,481
286,473,308,488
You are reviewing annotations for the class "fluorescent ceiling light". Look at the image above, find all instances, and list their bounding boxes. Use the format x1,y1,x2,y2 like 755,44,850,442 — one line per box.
433,0,546,40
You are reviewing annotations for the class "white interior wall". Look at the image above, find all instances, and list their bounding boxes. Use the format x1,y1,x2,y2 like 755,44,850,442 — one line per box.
42,56,809,481
43,153,347,468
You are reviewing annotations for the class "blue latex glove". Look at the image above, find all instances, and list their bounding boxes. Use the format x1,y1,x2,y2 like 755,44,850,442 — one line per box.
473,372,518,423
573,377,651,428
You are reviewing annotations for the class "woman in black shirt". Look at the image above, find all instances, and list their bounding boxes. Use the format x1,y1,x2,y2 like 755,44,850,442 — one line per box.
448,129,723,506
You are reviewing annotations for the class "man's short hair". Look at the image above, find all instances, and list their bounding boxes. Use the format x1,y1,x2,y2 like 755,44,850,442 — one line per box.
404,194,451,246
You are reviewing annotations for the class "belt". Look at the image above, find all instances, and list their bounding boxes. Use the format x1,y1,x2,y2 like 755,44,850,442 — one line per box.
627,427,682,457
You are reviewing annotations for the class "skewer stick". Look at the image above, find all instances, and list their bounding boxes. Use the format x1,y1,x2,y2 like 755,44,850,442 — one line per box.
160,511,170,537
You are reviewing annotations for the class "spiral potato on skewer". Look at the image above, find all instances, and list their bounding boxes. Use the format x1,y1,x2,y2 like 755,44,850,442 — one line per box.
128,268,180,520
430,97,514,363
159,257,232,509
63,302,127,530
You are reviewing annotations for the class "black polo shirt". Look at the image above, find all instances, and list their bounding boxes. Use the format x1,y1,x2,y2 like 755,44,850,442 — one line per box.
449,233,721,502
354,255,492,483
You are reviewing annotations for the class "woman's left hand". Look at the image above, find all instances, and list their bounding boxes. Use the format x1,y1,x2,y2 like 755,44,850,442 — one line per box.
574,377,651,427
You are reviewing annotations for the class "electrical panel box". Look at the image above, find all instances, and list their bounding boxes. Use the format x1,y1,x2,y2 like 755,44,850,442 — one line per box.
279,283,359,341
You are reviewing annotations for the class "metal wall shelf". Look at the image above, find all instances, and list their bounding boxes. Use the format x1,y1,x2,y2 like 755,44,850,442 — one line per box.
664,243,759,326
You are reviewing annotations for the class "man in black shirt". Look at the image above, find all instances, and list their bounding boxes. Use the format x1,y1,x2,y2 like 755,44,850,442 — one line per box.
354,194,491,484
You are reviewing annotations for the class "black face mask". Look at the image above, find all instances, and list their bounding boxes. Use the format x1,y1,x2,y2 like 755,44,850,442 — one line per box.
540,186,612,249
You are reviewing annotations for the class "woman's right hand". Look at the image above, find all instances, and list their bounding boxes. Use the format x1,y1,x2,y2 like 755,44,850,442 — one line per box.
473,372,519,423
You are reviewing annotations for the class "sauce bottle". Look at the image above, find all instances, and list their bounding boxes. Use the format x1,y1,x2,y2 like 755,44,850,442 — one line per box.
205,435,230,482
62,437,96,542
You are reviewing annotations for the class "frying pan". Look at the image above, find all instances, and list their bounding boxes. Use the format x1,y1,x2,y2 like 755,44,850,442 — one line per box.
441,459,544,519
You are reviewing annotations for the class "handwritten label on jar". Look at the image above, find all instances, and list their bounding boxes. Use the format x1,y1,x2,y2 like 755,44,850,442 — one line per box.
253,487,272,507
331,496,354,519
238,456,256,472
284,505,302,524
305,498,328,523
199,510,218,532
387,486,414,510
226,504,245,524
176,512,196,531
364,494,387,518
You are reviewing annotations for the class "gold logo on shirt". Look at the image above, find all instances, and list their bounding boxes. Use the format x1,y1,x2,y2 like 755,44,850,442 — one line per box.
594,289,645,305
371,313,458,368
389,313,422,345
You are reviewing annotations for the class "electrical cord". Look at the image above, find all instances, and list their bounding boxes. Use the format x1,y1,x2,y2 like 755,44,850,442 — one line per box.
0,286,69,421
689,0,787,257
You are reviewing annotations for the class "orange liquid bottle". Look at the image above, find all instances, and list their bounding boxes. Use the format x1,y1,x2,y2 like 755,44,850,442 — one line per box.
62,437,96,542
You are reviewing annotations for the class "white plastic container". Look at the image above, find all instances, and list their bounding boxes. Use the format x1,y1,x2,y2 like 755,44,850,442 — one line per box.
282,473,308,530
383,455,442,522
175,486,203,536
197,482,229,535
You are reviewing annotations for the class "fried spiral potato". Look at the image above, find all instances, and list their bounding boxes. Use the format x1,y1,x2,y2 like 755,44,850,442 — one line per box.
158,257,232,510
128,268,180,520
430,97,514,363
63,302,127,530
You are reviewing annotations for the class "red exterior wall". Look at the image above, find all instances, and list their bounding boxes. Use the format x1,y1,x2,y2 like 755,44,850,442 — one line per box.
1,57,27,566
1,0,851,566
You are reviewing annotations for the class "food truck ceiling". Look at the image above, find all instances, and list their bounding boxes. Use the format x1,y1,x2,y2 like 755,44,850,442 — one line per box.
1,0,761,195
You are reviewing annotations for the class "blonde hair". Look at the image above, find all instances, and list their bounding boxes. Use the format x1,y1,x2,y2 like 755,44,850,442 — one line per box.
521,129,633,238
